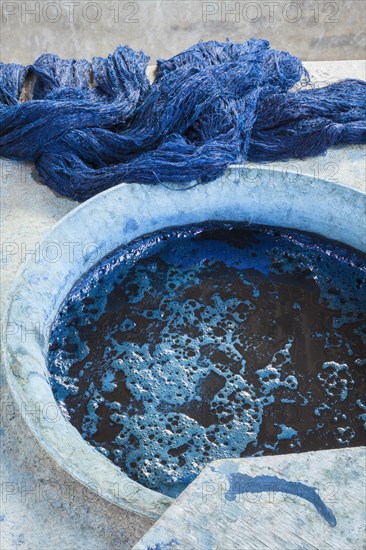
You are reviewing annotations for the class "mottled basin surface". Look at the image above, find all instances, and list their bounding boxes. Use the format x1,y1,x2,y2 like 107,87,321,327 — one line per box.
48,222,366,498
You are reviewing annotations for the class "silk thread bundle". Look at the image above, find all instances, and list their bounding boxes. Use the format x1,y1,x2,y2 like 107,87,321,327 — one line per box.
0,38,365,201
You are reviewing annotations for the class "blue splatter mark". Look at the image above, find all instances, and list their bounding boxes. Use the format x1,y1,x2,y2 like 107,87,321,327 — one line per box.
225,473,337,527
147,539,179,550
124,218,139,233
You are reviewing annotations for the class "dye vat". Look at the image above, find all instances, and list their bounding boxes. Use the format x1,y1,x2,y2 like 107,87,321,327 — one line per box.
48,222,366,498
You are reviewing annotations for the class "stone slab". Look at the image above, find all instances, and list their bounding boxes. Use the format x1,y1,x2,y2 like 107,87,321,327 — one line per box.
133,447,366,550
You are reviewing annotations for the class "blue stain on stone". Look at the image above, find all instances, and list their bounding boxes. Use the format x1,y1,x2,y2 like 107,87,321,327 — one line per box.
147,540,179,550
225,473,337,527
124,218,139,233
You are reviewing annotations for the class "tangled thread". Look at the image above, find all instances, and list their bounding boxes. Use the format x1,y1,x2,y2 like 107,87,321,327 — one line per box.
0,38,365,201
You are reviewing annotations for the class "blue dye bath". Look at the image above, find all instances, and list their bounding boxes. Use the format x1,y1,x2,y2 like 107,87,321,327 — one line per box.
48,223,366,497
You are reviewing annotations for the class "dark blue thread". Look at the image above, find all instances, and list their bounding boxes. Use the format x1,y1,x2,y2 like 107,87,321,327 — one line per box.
0,39,365,201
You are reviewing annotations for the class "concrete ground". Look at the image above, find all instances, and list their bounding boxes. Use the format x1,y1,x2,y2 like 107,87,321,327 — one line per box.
1,0,365,65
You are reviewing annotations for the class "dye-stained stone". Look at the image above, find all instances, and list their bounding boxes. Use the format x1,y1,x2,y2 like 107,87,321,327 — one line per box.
132,447,366,550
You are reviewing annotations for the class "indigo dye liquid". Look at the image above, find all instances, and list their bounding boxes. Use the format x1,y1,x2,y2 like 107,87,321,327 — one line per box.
48,223,366,497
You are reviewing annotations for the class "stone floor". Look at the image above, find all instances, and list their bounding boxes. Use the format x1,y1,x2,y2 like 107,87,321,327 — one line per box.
1,0,365,65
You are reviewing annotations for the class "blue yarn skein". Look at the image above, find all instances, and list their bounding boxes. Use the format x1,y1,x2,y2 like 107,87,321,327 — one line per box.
0,39,365,201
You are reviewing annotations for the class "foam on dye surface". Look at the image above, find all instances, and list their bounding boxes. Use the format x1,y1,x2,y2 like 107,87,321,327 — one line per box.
48,223,366,497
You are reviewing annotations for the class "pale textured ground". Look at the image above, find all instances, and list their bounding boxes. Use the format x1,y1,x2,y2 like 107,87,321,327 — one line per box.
0,0,365,63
